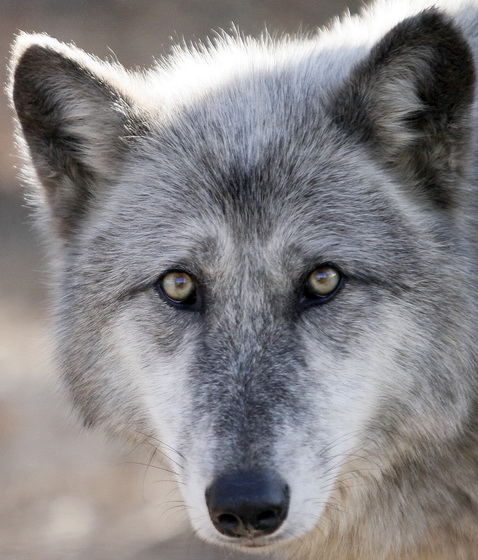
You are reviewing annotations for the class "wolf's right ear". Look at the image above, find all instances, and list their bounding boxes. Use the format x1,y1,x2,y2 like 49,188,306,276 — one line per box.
331,9,475,210
9,34,148,238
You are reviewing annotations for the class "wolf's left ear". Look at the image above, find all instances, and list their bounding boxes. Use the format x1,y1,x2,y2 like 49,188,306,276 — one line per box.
9,34,148,238
332,9,475,209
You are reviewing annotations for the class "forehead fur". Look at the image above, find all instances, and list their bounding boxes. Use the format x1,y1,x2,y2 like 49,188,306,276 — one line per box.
81,121,419,298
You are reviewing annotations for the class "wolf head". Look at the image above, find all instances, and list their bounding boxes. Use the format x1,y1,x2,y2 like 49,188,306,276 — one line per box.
9,8,478,554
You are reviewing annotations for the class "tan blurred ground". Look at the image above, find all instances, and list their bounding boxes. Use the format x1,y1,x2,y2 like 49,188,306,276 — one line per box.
0,1,358,558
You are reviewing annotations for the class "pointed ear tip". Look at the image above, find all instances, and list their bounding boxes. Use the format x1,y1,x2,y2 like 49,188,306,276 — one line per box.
417,8,475,84
369,6,475,89
417,6,451,22
9,34,64,94
407,6,455,29
11,33,60,66
9,33,86,83
9,33,98,111
408,7,472,50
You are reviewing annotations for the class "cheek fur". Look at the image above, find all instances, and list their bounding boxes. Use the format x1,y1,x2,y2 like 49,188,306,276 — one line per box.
112,304,199,448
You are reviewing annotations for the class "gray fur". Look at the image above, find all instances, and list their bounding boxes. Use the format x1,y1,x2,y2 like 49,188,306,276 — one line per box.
8,0,478,558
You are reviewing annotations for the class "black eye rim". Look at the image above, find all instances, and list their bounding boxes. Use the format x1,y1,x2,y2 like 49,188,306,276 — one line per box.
154,268,201,310
299,264,345,309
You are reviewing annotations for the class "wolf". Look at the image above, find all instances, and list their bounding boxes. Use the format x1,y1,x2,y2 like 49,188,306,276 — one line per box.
8,0,478,558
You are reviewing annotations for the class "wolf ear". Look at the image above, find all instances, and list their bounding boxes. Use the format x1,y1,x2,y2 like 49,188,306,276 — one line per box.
332,9,475,209
9,34,147,238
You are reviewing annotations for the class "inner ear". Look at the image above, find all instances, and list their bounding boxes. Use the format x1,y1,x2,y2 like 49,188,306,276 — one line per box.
330,9,475,210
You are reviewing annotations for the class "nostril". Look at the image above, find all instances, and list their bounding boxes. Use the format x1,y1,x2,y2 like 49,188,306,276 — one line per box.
217,513,241,535
206,470,289,538
255,509,281,532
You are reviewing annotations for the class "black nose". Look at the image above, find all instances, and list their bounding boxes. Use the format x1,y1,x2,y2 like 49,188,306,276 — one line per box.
206,470,289,538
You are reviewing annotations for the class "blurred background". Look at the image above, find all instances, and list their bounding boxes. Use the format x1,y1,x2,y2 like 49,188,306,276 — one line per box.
0,1,360,558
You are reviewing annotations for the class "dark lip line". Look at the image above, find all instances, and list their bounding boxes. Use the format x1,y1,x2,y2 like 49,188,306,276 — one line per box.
213,532,292,549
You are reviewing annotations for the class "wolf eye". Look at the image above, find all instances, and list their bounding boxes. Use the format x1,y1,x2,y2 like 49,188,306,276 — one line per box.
301,265,343,306
155,270,197,308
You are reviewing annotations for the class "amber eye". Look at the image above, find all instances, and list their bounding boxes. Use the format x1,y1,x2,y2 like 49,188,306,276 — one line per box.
156,270,197,306
303,265,343,305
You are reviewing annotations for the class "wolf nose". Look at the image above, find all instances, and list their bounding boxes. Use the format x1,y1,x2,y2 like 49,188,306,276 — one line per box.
206,470,289,538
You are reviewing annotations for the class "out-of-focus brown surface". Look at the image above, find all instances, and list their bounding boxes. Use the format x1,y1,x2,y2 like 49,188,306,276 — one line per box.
0,1,360,558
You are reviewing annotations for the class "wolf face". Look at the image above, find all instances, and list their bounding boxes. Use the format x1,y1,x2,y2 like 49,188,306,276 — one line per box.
9,2,478,558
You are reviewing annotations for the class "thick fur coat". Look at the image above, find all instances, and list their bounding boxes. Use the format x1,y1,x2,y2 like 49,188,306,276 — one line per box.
8,0,478,558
